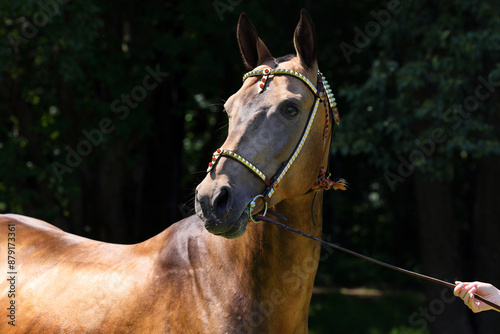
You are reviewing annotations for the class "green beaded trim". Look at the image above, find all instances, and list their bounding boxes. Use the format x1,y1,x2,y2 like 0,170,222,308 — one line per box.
243,68,318,96
318,71,339,126
207,149,267,183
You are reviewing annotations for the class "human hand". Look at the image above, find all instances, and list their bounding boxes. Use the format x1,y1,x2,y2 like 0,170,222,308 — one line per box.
454,281,500,313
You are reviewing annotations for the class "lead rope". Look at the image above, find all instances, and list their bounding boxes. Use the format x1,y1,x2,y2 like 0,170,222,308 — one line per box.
254,214,500,312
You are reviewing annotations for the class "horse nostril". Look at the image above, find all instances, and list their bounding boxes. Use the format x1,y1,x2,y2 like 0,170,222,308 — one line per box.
214,187,233,218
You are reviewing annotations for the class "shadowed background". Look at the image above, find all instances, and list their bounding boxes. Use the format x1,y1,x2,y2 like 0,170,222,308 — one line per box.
1,0,499,333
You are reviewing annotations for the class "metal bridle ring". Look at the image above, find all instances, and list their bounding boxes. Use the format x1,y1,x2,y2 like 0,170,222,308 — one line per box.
249,194,268,224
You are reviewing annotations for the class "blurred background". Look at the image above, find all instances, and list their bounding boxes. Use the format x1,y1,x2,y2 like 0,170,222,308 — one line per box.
1,0,499,333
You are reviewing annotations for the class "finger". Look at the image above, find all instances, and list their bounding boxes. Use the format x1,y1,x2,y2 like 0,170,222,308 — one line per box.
454,282,464,296
463,288,472,305
469,287,477,301
466,285,478,297
458,285,470,299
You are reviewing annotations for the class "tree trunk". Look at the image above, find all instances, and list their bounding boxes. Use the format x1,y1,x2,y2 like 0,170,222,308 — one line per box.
414,171,473,334
472,157,500,333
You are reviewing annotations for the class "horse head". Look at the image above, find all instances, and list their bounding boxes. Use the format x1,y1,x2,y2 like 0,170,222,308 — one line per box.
195,9,340,238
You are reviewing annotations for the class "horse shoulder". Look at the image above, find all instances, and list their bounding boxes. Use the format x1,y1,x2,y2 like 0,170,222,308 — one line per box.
149,216,256,332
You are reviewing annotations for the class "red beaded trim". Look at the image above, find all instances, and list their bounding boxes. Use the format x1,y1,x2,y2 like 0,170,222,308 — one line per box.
207,148,222,172
258,68,271,93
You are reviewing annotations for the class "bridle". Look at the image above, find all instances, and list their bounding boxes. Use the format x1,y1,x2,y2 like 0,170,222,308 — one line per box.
206,66,346,223
203,65,500,312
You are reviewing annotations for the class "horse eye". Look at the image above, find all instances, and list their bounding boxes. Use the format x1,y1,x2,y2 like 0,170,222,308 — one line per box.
282,104,300,118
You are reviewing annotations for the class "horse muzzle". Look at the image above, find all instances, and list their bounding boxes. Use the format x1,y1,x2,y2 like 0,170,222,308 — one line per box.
195,182,253,239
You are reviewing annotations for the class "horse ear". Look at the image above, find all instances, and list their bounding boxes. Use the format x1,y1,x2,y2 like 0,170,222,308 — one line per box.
237,12,273,69
293,9,318,70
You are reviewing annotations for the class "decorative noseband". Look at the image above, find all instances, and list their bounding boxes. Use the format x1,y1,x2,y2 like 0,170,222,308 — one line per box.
207,148,268,185
206,66,346,222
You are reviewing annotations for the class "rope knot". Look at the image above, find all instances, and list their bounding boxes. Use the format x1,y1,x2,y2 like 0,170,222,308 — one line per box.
313,167,347,191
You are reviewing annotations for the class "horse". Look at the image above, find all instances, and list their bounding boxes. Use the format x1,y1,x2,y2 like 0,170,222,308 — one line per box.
0,9,344,333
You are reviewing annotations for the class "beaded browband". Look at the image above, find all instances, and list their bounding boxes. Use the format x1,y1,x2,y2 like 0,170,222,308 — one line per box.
242,67,340,125
206,66,346,222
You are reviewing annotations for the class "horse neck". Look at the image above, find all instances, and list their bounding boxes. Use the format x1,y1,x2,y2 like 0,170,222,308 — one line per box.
234,137,331,316
238,190,324,311
147,191,324,331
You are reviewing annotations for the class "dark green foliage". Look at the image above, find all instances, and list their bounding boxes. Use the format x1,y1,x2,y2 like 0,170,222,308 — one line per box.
337,1,500,182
